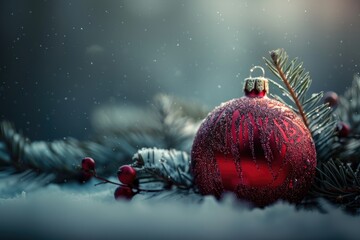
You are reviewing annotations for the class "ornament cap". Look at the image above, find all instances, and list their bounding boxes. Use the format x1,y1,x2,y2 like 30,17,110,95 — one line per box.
244,66,269,98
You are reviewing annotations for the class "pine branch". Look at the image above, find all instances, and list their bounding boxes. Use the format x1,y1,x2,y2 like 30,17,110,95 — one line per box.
0,121,132,184
308,159,360,214
152,94,205,151
262,49,360,212
91,94,206,153
131,148,194,191
269,50,309,128
0,94,204,187
263,49,336,162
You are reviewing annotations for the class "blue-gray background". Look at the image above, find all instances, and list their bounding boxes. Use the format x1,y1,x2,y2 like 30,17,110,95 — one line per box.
1,0,360,140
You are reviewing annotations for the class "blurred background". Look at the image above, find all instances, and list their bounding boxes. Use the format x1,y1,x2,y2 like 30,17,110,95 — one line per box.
1,0,360,141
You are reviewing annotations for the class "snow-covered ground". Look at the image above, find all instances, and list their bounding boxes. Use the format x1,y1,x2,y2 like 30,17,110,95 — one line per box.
0,178,358,240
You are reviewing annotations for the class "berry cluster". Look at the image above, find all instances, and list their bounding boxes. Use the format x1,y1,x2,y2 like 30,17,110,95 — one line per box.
81,157,145,200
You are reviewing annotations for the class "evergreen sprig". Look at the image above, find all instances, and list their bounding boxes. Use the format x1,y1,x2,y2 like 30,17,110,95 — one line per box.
91,94,205,153
263,48,336,162
0,121,125,182
131,148,193,190
264,49,360,213
0,95,203,188
309,159,360,214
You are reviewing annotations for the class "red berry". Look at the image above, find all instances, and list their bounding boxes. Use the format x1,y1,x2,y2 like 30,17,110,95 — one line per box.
79,172,93,183
114,186,134,200
336,122,350,138
117,165,136,185
82,157,96,171
323,91,338,107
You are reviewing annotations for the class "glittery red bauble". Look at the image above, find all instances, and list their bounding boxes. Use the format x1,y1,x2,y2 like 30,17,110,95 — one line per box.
191,70,317,206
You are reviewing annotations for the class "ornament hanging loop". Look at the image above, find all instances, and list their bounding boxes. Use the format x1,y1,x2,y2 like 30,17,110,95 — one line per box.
249,66,265,78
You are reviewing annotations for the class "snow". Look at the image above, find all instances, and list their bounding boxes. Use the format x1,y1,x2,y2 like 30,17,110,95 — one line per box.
0,180,358,240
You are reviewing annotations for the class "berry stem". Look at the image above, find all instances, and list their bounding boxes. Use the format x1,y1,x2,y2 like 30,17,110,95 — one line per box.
134,188,164,193
93,173,165,193
94,173,122,186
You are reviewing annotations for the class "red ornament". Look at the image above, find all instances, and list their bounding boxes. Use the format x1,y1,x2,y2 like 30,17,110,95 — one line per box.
191,66,317,206
82,157,96,172
114,186,134,200
117,165,137,185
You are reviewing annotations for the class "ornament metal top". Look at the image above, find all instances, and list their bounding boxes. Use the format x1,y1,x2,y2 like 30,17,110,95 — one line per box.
243,66,269,98
191,66,317,207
